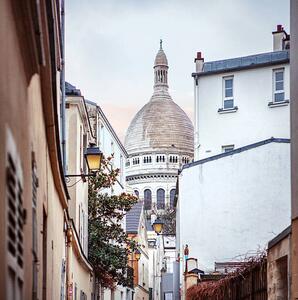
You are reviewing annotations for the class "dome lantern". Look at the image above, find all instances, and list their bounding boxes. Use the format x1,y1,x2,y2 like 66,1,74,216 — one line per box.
154,39,169,91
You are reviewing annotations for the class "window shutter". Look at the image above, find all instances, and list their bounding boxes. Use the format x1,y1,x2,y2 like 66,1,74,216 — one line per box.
6,152,24,299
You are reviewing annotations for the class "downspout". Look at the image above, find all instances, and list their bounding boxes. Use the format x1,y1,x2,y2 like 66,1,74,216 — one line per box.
60,0,67,174
194,75,199,161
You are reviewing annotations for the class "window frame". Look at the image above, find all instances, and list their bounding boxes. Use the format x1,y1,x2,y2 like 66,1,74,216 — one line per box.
222,144,235,153
222,76,234,109
273,68,285,103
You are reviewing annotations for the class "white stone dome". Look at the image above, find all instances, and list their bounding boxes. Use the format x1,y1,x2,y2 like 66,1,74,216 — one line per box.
124,97,194,155
125,42,194,156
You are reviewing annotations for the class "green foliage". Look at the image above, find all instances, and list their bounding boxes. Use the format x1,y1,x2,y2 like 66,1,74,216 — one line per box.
88,156,137,288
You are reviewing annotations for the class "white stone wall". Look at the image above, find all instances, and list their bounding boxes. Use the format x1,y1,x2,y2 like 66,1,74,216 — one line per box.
177,141,291,275
194,63,290,160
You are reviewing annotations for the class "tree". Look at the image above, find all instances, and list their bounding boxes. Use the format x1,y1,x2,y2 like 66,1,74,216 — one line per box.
88,156,137,289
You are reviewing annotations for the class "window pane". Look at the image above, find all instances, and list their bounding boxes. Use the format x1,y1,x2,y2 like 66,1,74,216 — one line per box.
144,189,152,210
170,189,176,208
275,71,284,81
275,92,285,102
224,99,234,109
225,79,233,89
225,88,233,98
275,81,283,91
156,189,165,209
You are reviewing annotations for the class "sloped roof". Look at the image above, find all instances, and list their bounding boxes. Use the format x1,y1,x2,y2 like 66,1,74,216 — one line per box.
182,137,290,171
192,50,289,77
126,201,144,234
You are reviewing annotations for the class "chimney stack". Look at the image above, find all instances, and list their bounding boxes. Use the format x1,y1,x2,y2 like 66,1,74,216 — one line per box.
194,52,204,72
273,24,289,51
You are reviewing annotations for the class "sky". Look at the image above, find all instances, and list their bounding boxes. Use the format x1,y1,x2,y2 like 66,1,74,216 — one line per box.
65,0,289,142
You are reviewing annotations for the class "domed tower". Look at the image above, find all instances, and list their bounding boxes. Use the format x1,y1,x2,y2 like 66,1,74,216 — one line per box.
125,41,194,213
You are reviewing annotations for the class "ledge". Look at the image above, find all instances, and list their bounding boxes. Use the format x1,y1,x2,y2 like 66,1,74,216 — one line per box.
268,99,290,108
218,106,238,114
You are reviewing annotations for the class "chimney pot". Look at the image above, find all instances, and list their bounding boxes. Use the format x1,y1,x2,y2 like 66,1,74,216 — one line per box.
277,24,283,32
197,52,202,59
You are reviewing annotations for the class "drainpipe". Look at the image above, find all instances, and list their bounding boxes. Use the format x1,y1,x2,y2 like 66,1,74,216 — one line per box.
60,0,67,174
193,75,199,161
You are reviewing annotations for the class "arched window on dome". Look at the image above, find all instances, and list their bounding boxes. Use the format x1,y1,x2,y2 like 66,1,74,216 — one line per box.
170,189,176,208
157,188,165,210
134,190,139,198
144,189,152,210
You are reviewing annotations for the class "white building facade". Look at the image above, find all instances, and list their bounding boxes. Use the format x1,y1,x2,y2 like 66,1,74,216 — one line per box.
86,99,131,300
193,26,290,160
177,139,291,297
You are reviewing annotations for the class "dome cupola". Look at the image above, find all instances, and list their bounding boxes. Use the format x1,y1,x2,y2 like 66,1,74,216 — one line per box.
124,41,194,156
153,40,169,91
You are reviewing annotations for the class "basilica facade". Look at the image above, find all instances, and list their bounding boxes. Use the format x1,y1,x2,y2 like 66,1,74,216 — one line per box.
124,43,194,212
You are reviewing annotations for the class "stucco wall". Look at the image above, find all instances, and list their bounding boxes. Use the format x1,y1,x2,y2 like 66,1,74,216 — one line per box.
267,234,290,300
195,64,290,160
178,141,291,273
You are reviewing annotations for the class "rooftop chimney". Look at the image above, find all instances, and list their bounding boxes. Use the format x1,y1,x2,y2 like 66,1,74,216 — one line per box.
273,24,290,51
194,52,204,72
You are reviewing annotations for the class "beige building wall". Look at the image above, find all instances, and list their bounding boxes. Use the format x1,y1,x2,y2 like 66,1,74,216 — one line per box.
291,1,298,299
0,0,70,299
267,232,290,300
65,95,95,298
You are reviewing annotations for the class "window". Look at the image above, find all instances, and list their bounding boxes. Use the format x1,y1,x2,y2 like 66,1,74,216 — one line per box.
125,159,130,167
157,189,165,209
169,156,178,163
134,190,139,198
143,156,152,164
144,189,152,210
170,189,176,208
273,69,285,102
222,145,234,153
223,76,234,109
6,147,24,300
32,153,38,300
156,155,165,163
182,157,190,164
132,157,140,165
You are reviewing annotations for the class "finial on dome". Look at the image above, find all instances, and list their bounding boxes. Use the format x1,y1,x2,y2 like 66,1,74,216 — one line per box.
160,39,163,50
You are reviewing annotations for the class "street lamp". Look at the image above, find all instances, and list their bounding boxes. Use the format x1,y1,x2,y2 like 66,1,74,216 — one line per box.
134,248,141,261
152,217,164,235
84,144,103,172
65,143,103,181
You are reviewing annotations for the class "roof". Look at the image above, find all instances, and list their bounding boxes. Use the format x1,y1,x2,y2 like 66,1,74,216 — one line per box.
85,100,128,157
124,97,194,155
154,48,168,66
268,225,291,249
182,137,290,171
125,45,194,156
65,81,82,95
126,201,144,234
192,50,289,77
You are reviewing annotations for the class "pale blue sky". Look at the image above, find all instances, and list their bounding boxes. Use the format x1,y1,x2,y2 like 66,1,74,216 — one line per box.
65,0,289,141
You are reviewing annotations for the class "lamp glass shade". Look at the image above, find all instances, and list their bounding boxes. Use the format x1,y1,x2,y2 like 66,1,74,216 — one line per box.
85,146,103,172
134,249,141,261
153,218,164,234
